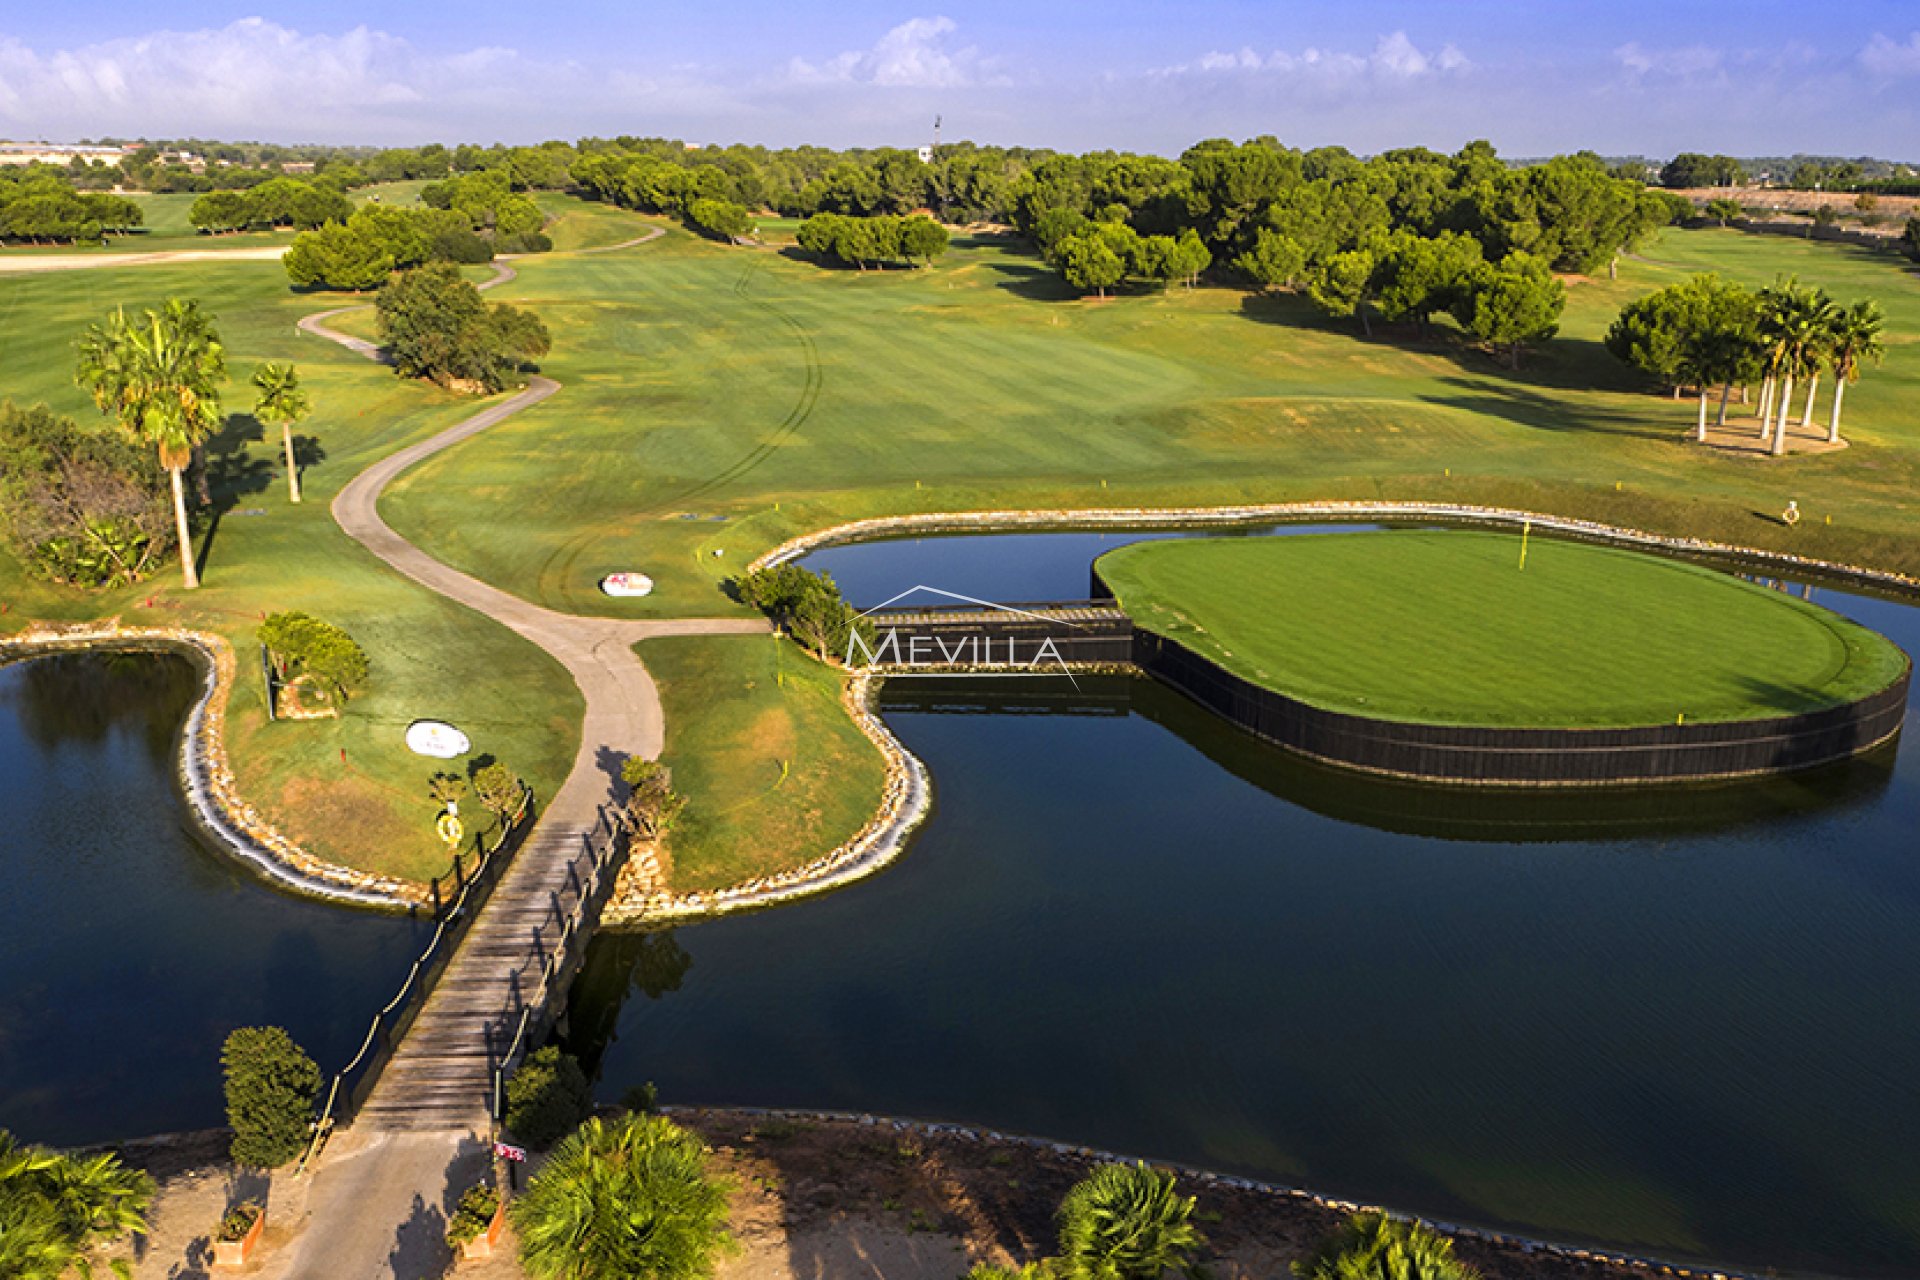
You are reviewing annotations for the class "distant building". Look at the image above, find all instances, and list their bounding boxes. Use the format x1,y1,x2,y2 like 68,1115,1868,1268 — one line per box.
280,161,317,175
0,141,129,167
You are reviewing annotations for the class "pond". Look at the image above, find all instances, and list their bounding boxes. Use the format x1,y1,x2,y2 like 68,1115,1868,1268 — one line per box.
566,525,1920,1279
0,650,423,1148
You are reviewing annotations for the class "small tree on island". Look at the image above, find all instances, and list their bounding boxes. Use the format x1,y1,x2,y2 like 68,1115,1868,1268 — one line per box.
733,563,873,661
512,1113,735,1280
221,1027,321,1169
258,611,370,707
251,362,312,504
620,757,686,839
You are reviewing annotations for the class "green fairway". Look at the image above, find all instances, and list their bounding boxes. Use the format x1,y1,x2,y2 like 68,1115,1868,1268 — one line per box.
639,632,886,891
378,222,1920,625
1096,530,1908,728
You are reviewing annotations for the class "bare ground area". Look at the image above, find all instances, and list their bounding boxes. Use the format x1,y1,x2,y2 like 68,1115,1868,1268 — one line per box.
98,1114,1682,1280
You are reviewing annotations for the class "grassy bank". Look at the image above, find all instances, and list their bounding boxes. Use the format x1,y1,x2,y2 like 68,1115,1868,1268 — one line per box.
0,257,580,882
1097,530,1907,727
640,633,886,892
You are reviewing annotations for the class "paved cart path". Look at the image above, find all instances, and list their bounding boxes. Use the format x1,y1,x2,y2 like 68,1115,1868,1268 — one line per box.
281,226,768,1278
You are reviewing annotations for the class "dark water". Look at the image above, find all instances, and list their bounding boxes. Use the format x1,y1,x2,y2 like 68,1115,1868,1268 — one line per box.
0,652,423,1147
568,527,1920,1278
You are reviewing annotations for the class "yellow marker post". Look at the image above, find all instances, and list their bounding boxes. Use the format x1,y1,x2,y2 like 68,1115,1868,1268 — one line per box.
1518,520,1531,571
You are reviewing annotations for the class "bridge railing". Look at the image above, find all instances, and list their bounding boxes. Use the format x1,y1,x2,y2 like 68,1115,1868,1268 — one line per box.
489,803,628,1139
296,785,536,1174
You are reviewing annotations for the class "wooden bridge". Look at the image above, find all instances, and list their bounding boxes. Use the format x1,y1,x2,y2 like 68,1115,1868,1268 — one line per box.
857,599,1134,669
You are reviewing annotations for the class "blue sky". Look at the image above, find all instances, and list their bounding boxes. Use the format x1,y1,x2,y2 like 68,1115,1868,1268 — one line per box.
2,2,1917,157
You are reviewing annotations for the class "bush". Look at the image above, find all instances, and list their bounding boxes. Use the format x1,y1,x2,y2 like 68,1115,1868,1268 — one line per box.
258,611,370,702
217,1201,263,1242
732,564,872,661
221,1027,321,1169
1055,1162,1204,1280
446,1182,501,1247
0,1128,154,1275
619,757,687,838
513,1114,734,1280
1294,1213,1479,1280
504,1045,594,1148
0,400,175,587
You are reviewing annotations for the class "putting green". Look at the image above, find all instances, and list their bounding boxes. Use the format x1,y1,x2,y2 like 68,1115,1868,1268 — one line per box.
1095,530,1909,728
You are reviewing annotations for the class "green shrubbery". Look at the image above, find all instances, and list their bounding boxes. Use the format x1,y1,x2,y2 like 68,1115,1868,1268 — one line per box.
512,1113,734,1280
1294,1214,1480,1280
221,1026,321,1169
189,177,351,233
0,1128,154,1278
620,757,687,838
503,1046,594,1148
259,611,371,703
0,401,176,587
795,212,950,269
374,264,552,391
733,564,873,661
446,1182,501,1247
0,170,143,244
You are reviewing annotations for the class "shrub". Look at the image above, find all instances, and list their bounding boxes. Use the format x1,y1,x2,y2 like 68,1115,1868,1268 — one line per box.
446,1182,500,1247
217,1201,263,1242
1293,1213,1480,1280
258,611,370,701
0,1128,154,1276
619,757,687,838
732,564,873,662
504,1045,594,1148
0,400,175,587
513,1114,734,1280
1055,1162,1204,1280
221,1027,321,1169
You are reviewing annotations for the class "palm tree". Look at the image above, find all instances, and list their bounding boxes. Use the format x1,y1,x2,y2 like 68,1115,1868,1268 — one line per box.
1753,278,1803,440
75,299,227,589
1055,1162,1205,1280
252,362,312,504
0,1129,153,1280
1294,1213,1479,1280
512,1114,733,1280
1827,299,1886,444
1792,289,1841,433
1755,282,1835,457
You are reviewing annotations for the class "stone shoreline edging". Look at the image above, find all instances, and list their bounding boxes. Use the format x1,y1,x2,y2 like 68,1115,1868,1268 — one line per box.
0,625,424,910
665,1104,1768,1280
748,499,1920,598
602,670,930,924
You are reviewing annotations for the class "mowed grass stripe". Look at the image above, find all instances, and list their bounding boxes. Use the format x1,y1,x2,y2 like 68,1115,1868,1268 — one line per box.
1096,530,1908,728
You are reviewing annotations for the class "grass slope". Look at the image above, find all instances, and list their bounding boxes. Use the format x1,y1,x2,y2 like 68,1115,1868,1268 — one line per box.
378,223,1920,625
640,633,886,892
1096,530,1908,727
0,258,580,882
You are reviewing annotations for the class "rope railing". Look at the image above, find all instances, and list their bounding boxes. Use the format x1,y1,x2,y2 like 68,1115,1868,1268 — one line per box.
489,805,628,1140
296,785,535,1175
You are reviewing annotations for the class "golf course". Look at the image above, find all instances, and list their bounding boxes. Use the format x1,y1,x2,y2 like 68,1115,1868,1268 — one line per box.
1094,529,1910,728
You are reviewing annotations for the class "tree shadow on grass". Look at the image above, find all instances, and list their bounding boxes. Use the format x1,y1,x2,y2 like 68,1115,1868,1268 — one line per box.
979,258,1081,303
1418,375,1676,441
194,413,276,581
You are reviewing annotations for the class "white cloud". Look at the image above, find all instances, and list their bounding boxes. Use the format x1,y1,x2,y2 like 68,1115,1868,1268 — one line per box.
785,16,1002,89
1860,32,1920,77
1154,31,1470,83
0,19,553,142
1613,42,1724,77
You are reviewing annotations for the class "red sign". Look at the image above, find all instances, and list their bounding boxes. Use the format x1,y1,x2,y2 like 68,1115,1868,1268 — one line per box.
493,1142,527,1163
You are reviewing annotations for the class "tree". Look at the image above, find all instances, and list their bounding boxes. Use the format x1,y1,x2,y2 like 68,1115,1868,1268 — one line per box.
1308,250,1378,335
1659,153,1744,189
188,190,252,234
504,1046,595,1148
686,198,754,243
221,1027,321,1169
1055,1162,1204,1280
1453,252,1564,368
375,264,552,392
1903,216,1920,262
74,299,227,590
258,611,370,702
283,222,395,291
899,215,950,266
1294,1213,1479,1280
1235,228,1307,291
0,401,176,588
471,760,526,824
1606,274,1761,434
251,362,312,503
0,1128,154,1280
1826,299,1886,444
620,757,687,839
513,1113,734,1280
1058,231,1126,297
1704,197,1744,226
1755,280,1837,455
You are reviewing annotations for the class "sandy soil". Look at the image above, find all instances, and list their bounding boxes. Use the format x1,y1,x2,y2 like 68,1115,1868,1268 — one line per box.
97,1115,1673,1280
0,245,288,272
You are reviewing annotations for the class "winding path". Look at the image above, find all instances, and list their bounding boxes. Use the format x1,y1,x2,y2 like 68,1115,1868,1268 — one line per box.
283,227,769,1278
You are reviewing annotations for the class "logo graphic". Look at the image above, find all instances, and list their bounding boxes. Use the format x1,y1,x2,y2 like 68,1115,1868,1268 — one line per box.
847,585,1085,682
